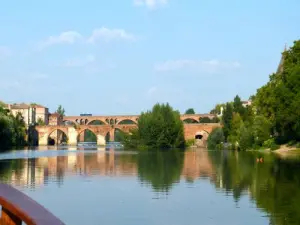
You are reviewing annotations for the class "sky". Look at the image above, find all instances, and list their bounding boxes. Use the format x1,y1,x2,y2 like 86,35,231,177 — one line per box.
0,0,299,116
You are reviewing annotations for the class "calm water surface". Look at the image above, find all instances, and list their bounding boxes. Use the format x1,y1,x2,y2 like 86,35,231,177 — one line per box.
0,147,299,225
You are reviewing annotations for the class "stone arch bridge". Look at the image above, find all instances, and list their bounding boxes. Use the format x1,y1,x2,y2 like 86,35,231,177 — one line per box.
63,113,215,125
36,114,221,146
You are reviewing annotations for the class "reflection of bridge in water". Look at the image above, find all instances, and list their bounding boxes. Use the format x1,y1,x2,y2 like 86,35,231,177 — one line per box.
4,149,215,189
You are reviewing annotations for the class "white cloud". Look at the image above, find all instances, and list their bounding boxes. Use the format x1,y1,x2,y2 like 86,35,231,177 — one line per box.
64,54,96,68
0,46,12,60
154,59,241,73
38,31,82,50
38,27,136,50
134,0,168,9
87,27,136,43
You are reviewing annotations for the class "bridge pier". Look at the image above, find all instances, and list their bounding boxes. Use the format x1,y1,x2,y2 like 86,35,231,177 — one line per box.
39,136,48,146
97,135,106,146
109,129,115,142
68,128,78,146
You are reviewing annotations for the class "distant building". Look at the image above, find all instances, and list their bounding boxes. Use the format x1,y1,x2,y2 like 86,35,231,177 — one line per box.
48,113,63,126
242,100,252,107
4,103,49,126
34,104,49,125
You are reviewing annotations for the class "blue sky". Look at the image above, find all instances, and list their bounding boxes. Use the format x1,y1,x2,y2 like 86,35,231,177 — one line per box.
0,0,299,115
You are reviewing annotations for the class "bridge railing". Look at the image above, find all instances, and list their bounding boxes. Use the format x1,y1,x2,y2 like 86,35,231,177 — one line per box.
0,183,65,225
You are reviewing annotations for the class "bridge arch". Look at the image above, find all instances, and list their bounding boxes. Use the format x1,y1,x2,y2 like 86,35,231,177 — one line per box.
183,118,199,124
63,120,76,126
194,130,210,148
195,130,210,140
88,120,107,125
117,119,137,125
77,128,97,143
48,129,68,146
114,128,125,142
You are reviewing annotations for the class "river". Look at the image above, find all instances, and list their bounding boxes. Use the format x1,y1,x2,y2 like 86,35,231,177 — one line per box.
0,147,299,225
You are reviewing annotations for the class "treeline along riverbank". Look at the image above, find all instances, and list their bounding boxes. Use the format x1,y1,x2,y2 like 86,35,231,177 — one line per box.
208,40,300,151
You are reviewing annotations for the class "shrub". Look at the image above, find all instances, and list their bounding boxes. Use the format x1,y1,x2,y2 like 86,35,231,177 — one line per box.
270,144,280,151
185,139,195,147
123,103,185,150
263,138,276,149
207,127,225,150
287,140,297,147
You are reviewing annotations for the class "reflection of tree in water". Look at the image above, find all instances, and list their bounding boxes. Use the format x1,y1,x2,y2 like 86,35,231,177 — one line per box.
136,151,184,193
208,150,300,225
0,159,24,182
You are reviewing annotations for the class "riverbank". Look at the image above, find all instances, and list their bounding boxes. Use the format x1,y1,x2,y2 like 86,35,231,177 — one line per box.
272,145,300,157
246,145,300,157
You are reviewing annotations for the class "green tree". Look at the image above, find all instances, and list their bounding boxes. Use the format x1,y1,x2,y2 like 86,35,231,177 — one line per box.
185,108,195,114
210,104,226,115
227,113,244,147
252,115,271,146
0,108,26,150
56,105,65,117
233,95,245,117
123,103,185,150
238,124,253,151
37,117,45,126
254,40,300,143
222,103,233,140
207,127,225,150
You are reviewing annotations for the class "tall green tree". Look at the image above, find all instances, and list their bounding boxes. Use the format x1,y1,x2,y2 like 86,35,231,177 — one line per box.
0,107,26,150
56,105,65,117
123,103,185,150
222,103,233,140
233,95,245,117
185,108,195,114
254,40,300,143
207,127,225,149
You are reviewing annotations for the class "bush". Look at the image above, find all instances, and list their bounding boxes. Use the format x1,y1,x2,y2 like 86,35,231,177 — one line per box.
296,143,300,148
123,103,185,150
239,124,254,151
263,138,276,149
185,139,195,147
270,144,280,151
287,140,297,147
207,127,225,150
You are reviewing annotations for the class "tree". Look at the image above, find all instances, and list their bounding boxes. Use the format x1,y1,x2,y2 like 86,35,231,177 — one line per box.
252,115,271,146
37,118,45,126
222,103,233,140
233,95,245,118
123,103,185,150
210,104,226,115
56,105,65,117
185,108,195,114
207,127,225,149
0,107,26,150
238,124,254,151
227,113,244,147
254,40,300,143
